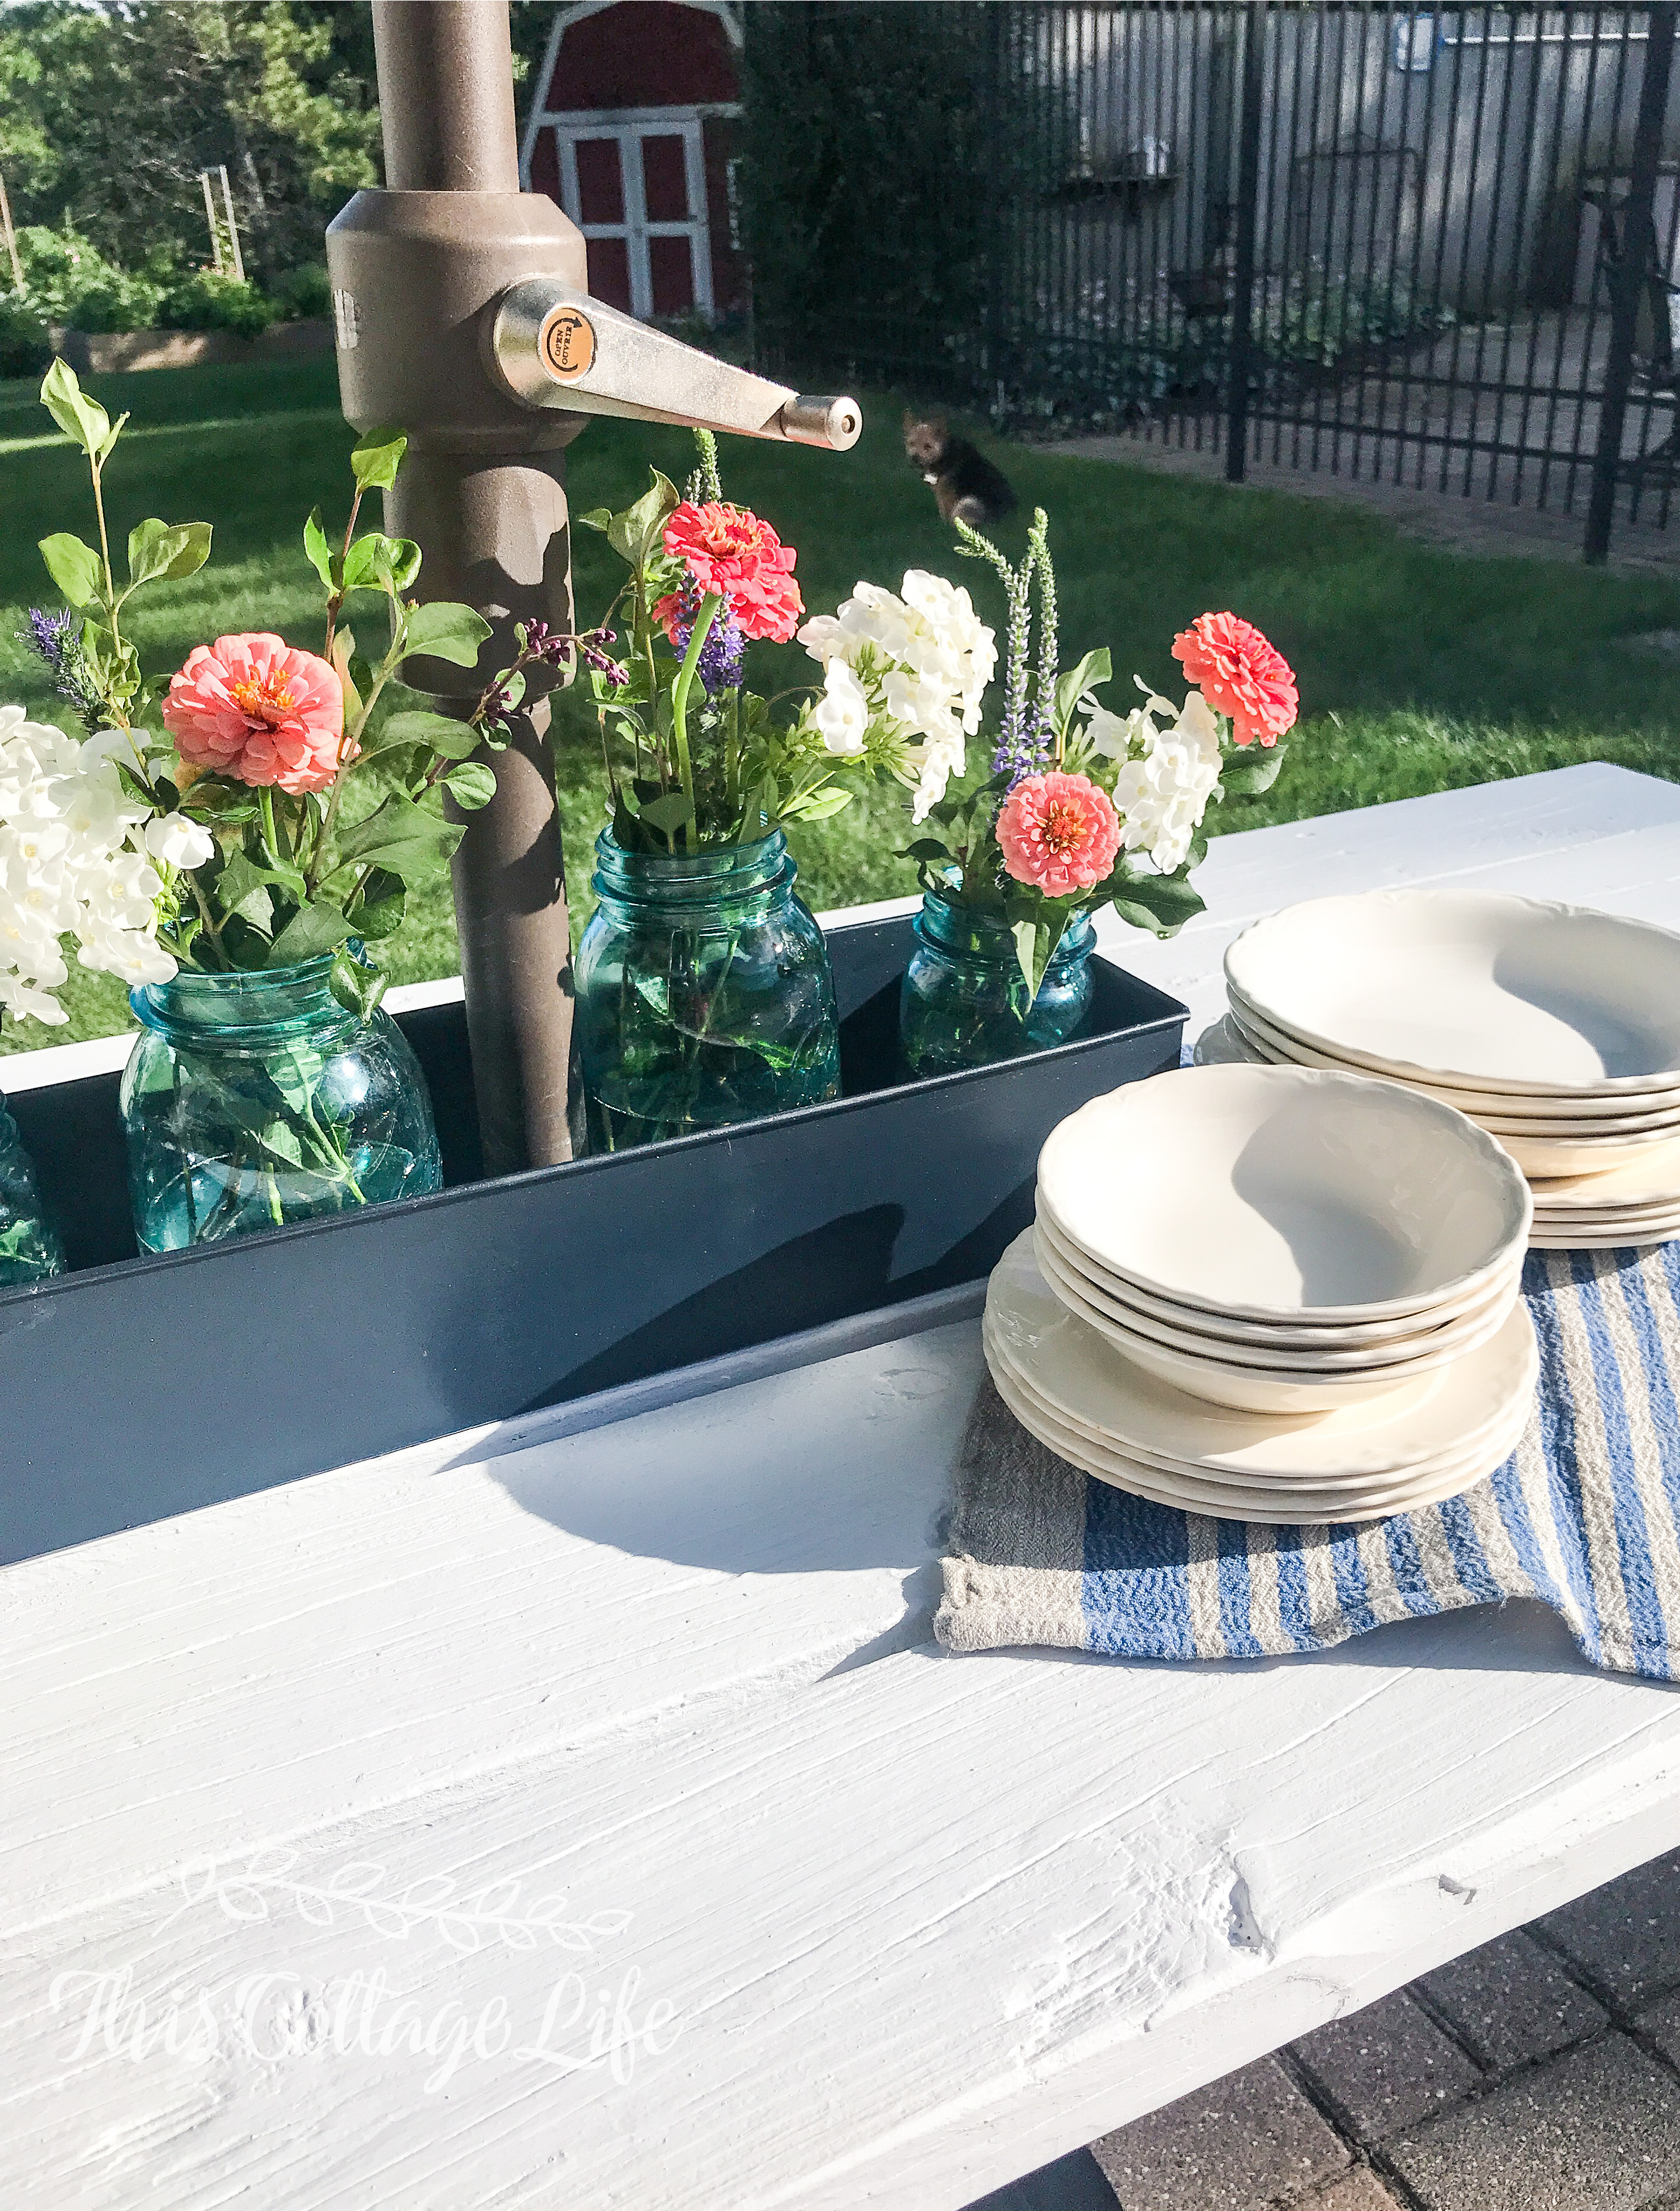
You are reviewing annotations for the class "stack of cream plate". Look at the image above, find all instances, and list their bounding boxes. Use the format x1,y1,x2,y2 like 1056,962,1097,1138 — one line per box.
1218,891,1680,1249
985,1063,1536,1523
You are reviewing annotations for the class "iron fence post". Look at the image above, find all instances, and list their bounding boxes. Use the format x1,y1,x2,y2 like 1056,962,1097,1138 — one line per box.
1585,1,1678,563
1226,0,1267,483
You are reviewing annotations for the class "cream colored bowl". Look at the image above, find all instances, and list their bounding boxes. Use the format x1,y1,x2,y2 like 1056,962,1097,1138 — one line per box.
1035,1064,1530,1326
1036,1233,1516,1412
1035,1203,1522,1350
1032,1220,1518,1374
1226,891,1680,1096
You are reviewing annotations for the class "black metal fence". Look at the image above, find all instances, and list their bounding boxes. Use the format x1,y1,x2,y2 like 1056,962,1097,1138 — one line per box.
749,3,1680,562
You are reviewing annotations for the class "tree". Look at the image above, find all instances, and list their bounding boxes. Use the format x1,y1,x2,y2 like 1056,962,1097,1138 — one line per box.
0,2,382,283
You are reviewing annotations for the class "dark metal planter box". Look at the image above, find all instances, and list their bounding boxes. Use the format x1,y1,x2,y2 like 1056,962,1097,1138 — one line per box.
0,913,1185,1560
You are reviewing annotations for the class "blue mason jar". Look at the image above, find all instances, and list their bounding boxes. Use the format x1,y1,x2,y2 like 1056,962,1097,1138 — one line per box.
120,955,443,1252
574,827,841,1151
900,883,1096,1077
0,1091,64,1287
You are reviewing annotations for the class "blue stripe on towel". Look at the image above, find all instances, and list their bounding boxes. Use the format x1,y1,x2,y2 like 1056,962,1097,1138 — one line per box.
1274,1540,1319,1651
1436,1495,1504,1604
1080,1480,1194,1659
1382,1514,1439,1617
946,1243,1680,1682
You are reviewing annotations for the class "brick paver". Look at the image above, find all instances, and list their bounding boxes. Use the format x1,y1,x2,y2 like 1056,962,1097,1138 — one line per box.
1297,2171,1401,2210
1533,1849,1680,2008
1072,1849,1680,2211
1417,1929,1608,2071
1290,1990,1481,2142
1090,2054,1350,2211
1385,2032,1680,2211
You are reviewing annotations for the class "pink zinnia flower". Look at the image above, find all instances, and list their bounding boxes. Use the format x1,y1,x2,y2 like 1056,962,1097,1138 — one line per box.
1171,612,1298,748
997,772,1121,898
662,500,804,643
162,633,346,795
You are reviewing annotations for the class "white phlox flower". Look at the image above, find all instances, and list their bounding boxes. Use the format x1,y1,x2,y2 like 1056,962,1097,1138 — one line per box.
799,571,998,819
145,813,216,870
0,709,177,1027
1091,679,1226,874
811,662,869,757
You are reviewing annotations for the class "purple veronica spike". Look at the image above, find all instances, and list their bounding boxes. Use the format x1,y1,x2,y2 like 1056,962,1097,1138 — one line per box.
20,607,103,731
666,580,744,698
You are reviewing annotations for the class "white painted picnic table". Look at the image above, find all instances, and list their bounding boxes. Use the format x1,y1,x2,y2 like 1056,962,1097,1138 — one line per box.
8,762,1680,2211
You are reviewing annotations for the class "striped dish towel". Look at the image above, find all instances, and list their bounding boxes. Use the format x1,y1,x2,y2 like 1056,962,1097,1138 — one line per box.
935,1244,1680,1680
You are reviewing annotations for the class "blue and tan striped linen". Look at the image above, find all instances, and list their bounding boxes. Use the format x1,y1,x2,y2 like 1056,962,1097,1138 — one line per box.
936,1244,1680,1679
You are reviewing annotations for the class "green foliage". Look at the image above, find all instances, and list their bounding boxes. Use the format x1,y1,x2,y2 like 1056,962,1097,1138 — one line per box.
742,4,1030,378
9,225,165,331
0,3,380,286
0,293,49,378
158,270,276,339
270,261,331,322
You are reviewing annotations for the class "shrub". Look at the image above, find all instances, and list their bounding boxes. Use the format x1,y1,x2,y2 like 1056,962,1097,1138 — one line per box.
271,262,331,321
0,294,51,379
12,224,164,330
158,270,277,338
59,261,165,335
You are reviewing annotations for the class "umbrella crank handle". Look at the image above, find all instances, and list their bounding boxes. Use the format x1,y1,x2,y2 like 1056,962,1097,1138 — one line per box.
484,280,861,451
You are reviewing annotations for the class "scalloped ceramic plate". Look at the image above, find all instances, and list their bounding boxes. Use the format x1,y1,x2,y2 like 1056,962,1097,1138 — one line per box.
1215,1010,1680,1177
1226,891,1680,1096
985,1333,1532,1524
985,1228,1539,1482
1227,994,1680,1130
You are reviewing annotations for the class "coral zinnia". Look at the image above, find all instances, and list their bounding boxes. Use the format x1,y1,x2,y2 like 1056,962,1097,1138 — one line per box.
162,633,347,796
997,770,1121,898
662,501,804,644
1171,612,1298,748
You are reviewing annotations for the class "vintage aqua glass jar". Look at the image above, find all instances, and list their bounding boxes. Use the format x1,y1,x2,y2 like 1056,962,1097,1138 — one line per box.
0,1093,64,1286
574,828,841,1151
900,881,1097,1077
120,953,443,1252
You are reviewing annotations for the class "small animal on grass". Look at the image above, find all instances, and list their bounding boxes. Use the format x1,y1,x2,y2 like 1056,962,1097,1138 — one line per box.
903,411,1017,527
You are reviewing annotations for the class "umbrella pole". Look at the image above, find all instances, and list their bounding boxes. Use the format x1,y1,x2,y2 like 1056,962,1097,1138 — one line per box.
366,0,577,1172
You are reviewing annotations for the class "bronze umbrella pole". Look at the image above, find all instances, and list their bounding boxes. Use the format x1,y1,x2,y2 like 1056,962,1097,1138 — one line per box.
330,0,584,1175
327,0,860,1176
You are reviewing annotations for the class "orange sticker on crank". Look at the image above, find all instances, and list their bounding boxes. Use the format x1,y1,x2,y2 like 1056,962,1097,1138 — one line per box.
540,308,596,383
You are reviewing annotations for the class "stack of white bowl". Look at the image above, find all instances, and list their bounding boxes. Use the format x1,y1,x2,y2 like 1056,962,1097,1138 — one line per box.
1204,889,1680,1249
984,1062,1537,1523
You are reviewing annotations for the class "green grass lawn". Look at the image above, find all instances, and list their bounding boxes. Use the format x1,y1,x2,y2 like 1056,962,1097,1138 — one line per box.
3,354,1678,1051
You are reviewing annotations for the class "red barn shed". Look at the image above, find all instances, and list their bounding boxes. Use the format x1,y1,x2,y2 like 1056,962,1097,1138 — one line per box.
520,0,745,325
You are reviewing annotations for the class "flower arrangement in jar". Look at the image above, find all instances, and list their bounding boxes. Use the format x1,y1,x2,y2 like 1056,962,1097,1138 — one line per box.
819,506,1301,1076
571,432,997,1147
21,359,583,1250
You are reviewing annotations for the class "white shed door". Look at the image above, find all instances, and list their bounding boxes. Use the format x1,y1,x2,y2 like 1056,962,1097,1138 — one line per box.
555,115,713,323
